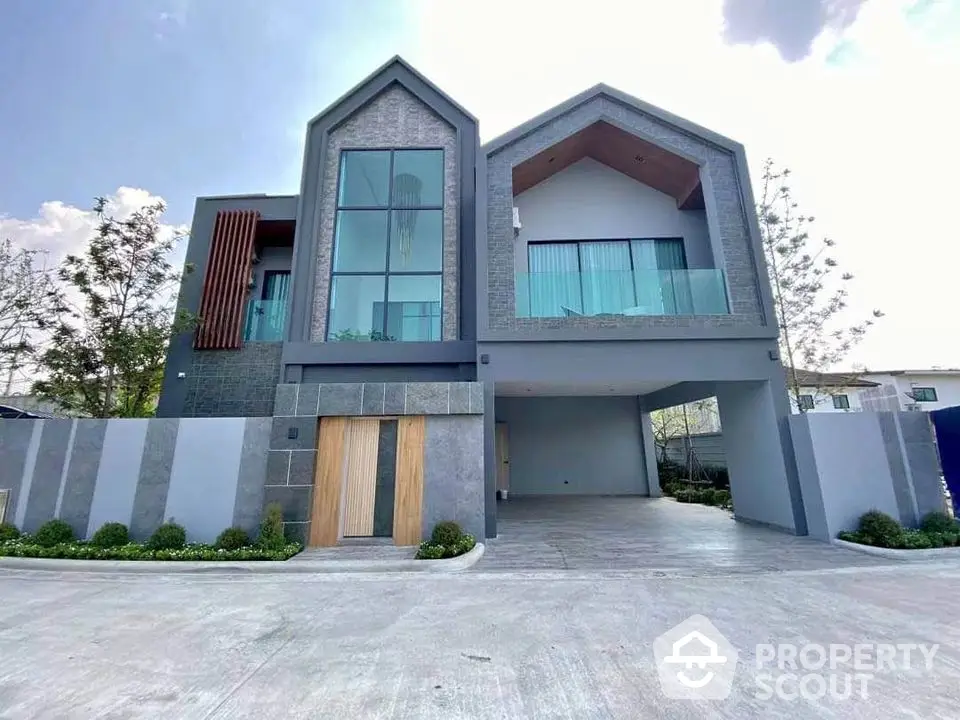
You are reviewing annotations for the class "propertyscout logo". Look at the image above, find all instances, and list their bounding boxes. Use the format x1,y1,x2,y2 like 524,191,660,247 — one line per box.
653,615,938,702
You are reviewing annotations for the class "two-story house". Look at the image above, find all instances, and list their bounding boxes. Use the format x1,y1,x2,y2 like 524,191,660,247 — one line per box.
156,57,807,544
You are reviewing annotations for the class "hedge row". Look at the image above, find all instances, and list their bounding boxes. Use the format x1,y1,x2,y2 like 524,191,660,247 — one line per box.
0,502,300,562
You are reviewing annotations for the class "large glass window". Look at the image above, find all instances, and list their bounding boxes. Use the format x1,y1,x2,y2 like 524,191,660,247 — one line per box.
328,149,444,341
527,239,688,317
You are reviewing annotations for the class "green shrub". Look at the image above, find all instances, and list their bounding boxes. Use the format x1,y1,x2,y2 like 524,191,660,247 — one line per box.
925,532,946,548
901,529,933,550
90,522,129,548
416,543,446,560
149,522,186,550
215,527,250,551
939,531,960,547
431,521,463,546
258,502,286,550
701,466,730,490
415,534,476,560
837,530,862,543
713,490,732,509
919,511,958,535
0,522,20,543
657,460,685,483
33,519,75,548
857,510,904,548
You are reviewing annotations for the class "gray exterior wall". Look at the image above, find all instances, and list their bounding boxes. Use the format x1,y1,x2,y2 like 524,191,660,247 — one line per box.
307,84,459,342
513,158,712,272
482,92,774,338
0,417,272,543
790,411,946,541
157,194,298,418
423,415,484,539
495,396,649,496
181,343,283,417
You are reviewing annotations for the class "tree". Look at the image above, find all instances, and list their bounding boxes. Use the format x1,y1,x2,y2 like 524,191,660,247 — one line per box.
757,159,883,412
0,239,65,394
33,197,193,417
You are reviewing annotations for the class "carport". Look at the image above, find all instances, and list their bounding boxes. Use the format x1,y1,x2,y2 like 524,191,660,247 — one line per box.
477,496,887,573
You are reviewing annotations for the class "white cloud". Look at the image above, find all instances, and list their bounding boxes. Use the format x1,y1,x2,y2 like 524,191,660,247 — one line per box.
0,187,186,265
406,0,959,370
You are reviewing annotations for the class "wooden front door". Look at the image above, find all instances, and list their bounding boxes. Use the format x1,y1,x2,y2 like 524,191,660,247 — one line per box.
309,416,425,547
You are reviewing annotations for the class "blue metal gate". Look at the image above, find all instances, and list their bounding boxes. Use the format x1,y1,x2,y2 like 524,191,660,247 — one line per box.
930,406,960,514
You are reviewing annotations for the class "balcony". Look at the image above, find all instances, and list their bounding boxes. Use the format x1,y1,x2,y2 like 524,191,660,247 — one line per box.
515,269,729,318
243,299,286,342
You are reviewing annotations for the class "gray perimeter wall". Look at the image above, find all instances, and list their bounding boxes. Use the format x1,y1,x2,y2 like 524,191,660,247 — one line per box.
664,432,726,469
789,411,945,541
0,417,271,544
495,396,649,496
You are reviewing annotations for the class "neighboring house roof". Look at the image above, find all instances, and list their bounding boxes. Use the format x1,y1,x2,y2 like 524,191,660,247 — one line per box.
482,82,743,156
0,404,59,419
789,368,881,388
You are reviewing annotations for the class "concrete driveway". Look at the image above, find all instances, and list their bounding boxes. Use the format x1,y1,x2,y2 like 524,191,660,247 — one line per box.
479,496,890,573
1,556,959,718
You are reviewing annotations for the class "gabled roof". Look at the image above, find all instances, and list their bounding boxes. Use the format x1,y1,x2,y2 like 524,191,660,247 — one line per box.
789,368,880,388
306,55,477,131
483,83,742,156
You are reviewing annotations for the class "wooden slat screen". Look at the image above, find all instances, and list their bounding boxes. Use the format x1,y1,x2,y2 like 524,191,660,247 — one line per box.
194,209,260,349
341,419,380,537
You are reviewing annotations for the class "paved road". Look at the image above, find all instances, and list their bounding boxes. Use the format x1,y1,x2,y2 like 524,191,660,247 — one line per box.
1,560,958,719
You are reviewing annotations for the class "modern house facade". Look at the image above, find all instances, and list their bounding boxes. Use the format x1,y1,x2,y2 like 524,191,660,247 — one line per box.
155,57,807,543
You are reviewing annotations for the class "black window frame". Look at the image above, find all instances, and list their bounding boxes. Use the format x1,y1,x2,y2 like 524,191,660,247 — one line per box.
912,386,938,402
798,394,815,410
832,394,850,410
327,148,445,342
526,238,688,316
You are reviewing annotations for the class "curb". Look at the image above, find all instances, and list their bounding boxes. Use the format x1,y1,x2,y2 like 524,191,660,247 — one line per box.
0,542,485,575
832,538,960,561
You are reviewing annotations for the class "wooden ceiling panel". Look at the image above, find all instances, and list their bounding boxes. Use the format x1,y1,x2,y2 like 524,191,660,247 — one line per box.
511,121,704,209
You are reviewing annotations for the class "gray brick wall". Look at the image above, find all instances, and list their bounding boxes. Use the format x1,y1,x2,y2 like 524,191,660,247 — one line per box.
310,84,459,342
181,343,283,417
486,95,765,332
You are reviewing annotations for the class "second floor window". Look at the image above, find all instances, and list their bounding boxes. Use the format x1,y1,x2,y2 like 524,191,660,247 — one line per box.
798,394,815,411
327,149,443,342
527,239,688,317
832,394,850,410
912,387,938,402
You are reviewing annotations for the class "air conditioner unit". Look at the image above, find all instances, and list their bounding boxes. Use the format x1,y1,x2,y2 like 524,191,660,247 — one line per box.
512,207,522,237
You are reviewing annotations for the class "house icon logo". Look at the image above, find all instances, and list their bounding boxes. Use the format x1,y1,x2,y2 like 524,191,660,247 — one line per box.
653,614,739,700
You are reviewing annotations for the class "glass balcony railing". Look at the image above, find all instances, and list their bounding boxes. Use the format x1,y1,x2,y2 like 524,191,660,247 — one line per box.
515,269,730,319
243,299,286,342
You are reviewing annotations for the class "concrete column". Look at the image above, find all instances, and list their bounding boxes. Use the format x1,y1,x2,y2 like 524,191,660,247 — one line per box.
716,380,806,534
639,408,662,497
483,382,498,539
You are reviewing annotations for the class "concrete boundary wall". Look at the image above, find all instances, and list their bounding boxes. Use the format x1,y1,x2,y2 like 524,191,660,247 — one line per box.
0,417,271,543
790,411,945,541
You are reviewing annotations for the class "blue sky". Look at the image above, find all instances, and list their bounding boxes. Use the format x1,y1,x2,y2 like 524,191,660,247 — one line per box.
0,0,417,223
1,0,958,369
